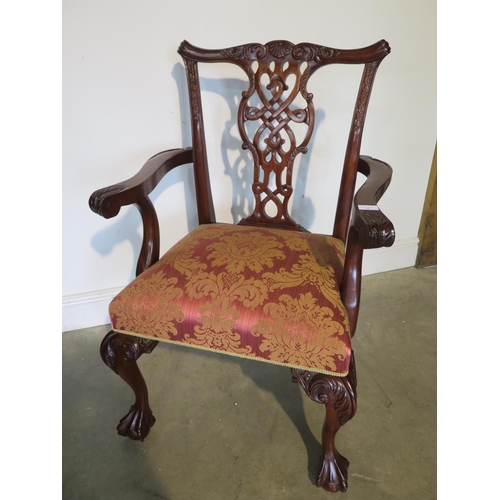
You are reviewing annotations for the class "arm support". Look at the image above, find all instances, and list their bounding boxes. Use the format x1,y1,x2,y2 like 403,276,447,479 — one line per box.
340,155,395,337
352,155,395,249
88,147,193,275
89,148,193,218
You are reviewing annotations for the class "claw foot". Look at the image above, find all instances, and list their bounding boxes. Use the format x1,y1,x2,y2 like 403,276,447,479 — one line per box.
117,403,156,442
317,451,349,493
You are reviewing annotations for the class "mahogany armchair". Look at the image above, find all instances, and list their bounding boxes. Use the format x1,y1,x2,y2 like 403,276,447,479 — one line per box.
89,39,395,493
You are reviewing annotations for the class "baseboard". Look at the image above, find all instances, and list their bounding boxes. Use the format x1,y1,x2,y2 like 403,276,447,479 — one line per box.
62,237,418,332
62,287,121,333
362,236,419,276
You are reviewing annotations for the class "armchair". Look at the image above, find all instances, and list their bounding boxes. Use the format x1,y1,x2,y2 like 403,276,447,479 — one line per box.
89,39,395,493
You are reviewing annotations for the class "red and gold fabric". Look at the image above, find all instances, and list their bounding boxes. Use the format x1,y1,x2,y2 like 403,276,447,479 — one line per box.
109,223,351,376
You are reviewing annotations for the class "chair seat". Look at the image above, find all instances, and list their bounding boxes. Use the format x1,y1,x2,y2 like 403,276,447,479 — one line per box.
109,223,351,375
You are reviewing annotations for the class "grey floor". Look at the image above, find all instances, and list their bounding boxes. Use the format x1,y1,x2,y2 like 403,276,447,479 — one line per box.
63,266,436,500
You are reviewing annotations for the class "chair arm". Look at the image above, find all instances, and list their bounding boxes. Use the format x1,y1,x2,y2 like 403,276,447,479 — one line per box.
89,147,193,219
352,155,395,249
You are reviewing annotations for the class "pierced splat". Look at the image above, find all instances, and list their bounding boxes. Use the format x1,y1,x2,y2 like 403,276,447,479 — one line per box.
239,56,314,226
179,39,391,235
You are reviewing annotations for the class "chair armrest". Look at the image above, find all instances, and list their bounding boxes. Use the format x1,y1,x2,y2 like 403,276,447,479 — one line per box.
89,147,193,218
352,155,395,249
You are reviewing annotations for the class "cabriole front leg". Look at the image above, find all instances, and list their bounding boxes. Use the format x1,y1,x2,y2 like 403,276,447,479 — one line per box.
100,331,159,442
291,354,357,493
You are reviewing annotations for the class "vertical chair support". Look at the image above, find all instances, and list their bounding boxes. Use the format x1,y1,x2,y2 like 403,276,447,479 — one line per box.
333,60,383,243
100,196,162,441
134,196,160,276
340,226,364,338
100,331,159,441
292,353,357,492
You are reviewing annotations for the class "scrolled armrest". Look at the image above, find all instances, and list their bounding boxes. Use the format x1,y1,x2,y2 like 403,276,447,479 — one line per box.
89,147,193,218
352,155,395,249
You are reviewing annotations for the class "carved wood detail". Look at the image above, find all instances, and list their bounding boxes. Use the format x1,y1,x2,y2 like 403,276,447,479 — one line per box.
182,57,216,224
238,56,314,227
178,39,390,232
291,353,357,492
355,210,395,249
219,41,341,63
89,185,126,218
353,61,379,130
100,331,159,441
333,59,383,243
185,58,201,124
101,331,158,373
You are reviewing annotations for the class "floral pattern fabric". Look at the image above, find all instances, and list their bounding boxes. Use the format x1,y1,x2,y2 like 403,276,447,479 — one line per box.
109,224,351,375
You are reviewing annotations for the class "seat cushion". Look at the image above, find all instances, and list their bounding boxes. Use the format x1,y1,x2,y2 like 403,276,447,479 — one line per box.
109,224,351,376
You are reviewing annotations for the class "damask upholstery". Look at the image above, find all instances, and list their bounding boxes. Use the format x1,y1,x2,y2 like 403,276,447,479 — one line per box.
110,223,351,376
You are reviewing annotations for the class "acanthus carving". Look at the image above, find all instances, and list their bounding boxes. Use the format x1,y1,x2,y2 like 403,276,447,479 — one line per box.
291,355,357,427
184,58,201,124
89,185,126,218
100,331,159,441
353,61,380,130
292,43,339,62
299,64,313,102
291,353,357,492
222,43,267,61
101,331,159,375
221,40,339,62
356,210,395,249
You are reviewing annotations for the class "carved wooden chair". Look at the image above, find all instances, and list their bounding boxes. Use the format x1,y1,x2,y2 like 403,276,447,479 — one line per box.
89,39,395,493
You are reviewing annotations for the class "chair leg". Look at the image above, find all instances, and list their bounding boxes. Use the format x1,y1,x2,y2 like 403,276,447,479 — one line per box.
291,353,357,493
100,331,159,442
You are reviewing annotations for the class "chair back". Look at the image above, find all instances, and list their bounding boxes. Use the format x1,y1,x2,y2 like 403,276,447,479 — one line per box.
178,39,390,242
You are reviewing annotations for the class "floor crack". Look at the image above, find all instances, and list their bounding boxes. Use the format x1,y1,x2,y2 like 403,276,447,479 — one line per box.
372,377,393,408
351,473,381,482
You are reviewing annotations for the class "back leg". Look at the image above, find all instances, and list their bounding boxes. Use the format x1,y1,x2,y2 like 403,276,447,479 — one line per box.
292,353,357,492
100,331,159,442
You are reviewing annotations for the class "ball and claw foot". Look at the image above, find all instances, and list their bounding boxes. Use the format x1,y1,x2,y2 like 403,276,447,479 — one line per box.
291,355,357,494
117,403,156,442
317,450,349,493
100,331,159,442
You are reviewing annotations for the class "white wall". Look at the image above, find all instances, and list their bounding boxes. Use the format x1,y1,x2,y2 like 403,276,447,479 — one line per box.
62,0,436,331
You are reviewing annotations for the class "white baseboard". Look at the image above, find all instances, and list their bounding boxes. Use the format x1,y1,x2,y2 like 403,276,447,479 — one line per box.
62,287,121,333
62,237,419,332
362,236,419,276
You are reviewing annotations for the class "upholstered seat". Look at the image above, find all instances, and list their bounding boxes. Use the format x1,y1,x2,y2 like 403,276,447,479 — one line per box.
110,224,350,375
90,39,395,493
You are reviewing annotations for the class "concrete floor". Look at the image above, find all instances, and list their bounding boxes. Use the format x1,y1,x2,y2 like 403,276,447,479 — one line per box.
63,266,436,500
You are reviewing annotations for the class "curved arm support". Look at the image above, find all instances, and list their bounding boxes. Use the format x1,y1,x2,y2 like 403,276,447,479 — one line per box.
340,156,395,336
352,155,395,249
134,196,160,276
89,147,193,274
89,148,193,219
340,227,363,337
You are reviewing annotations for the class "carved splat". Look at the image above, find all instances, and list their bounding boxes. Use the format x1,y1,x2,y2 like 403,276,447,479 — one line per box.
238,56,313,226
178,39,391,232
